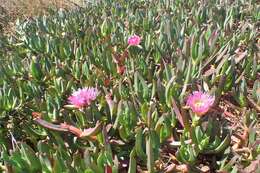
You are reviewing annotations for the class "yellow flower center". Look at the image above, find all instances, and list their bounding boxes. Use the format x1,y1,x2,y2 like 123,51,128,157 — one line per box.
194,100,204,107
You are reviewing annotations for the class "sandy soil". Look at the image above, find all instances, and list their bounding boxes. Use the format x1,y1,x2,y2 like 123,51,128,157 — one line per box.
0,0,81,33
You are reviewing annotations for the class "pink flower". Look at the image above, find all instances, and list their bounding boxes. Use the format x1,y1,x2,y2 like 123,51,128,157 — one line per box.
128,35,141,46
186,91,215,116
68,87,98,108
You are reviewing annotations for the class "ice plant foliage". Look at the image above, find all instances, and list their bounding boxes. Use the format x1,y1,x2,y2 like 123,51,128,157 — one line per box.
128,35,141,46
1,1,258,172
68,87,98,108
186,91,215,116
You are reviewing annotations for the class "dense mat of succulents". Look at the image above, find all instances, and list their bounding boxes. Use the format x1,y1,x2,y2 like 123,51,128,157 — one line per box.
0,0,259,172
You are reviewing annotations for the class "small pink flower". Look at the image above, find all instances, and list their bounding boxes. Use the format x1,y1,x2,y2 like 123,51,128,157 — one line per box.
68,87,98,108
128,35,141,46
186,91,215,116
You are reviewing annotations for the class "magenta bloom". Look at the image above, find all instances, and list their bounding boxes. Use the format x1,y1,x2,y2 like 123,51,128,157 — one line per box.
186,91,215,116
128,35,141,46
68,87,98,108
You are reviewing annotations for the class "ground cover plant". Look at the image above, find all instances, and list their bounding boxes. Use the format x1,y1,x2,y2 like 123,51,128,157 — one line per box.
0,0,259,172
